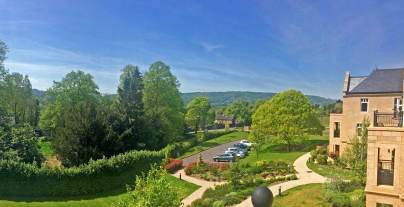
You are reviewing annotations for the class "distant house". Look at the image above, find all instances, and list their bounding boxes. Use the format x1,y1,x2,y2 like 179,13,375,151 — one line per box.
214,115,234,128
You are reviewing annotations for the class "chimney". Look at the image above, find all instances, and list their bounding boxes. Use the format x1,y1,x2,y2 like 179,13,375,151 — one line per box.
343,71,350,96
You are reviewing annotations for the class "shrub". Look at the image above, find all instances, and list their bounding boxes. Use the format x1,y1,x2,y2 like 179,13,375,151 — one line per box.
185,162,196,175
0,150,164,197
317,154,328,165
212,200,225,207
164,158,183,173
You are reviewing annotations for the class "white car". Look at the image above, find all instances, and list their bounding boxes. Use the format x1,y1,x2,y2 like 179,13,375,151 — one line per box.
226,147,246,158
240,140,253,147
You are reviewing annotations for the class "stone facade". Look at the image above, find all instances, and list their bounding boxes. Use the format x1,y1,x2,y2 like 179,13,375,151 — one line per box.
366,127,404,207
329,68,404,207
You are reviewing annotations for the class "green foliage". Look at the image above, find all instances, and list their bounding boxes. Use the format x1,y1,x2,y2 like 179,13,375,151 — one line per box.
115,166,181,207
324,176,365,207
340,118,369,182
310,146,328,165
144,61,184,148
185,96,211,134
0,150,164,197
116,65,148,150
54,101,109,166
0,124,43,164
39,70,100,134
225,99,252,126
251,90,323,152
0,55,39,126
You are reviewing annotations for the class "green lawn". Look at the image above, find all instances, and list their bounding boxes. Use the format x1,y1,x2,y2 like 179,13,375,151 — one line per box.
307,162,358,180
272,184,328,207
38,138,55,157
179,131,249,158
0,175,199,207
240,135,328,164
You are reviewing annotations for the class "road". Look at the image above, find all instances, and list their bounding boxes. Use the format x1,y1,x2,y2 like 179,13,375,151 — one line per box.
182,140,242,166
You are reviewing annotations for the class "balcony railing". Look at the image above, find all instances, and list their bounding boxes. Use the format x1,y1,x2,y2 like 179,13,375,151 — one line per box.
374,111,403,127
377,160,394,186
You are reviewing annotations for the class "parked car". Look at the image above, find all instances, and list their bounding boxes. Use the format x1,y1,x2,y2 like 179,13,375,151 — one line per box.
240,139,253,147
226,147,246,158
224,150,237,158
213,153,235,162
234,143,250,152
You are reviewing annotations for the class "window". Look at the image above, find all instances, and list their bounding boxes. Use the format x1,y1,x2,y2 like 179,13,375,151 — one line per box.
356,123,363,136
377,203,393,207
333,122,340,138
394,98,402,112
360,98,368,112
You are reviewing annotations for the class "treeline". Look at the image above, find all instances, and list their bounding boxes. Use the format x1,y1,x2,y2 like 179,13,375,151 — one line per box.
38,63,184,167
0,40,185,167
0,41,44,165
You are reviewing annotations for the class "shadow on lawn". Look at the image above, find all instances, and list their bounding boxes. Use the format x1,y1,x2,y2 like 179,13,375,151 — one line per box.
0,187,128,202
264,138,328,153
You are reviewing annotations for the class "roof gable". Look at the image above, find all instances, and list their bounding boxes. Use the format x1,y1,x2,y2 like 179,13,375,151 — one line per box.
349,68,404,94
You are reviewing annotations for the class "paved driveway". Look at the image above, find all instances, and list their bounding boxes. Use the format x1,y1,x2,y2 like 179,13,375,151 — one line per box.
182,140,242,166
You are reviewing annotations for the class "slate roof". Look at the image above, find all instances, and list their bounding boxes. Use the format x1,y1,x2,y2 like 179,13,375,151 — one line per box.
349,68,404,94
215,115,234,121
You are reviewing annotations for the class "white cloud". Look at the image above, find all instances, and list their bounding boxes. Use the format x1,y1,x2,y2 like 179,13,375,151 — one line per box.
199,41,224,52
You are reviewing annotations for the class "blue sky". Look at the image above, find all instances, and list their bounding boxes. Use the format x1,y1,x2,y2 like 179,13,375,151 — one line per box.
1,0,404,98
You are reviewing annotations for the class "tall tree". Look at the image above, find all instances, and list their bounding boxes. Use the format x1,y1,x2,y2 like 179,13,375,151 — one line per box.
116,65,147,150
40,71,107,166
54,101,106,166
252,90,323,152
144,61,184,148
185,96,211,134
225,99,252,127
39,70,100,134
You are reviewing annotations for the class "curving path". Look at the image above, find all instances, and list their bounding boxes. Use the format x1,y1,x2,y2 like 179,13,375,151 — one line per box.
176,152,326,207
234,152,326,207
173,169,226,206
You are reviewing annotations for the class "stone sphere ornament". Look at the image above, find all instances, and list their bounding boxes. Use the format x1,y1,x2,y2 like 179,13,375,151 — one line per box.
251,186,274,207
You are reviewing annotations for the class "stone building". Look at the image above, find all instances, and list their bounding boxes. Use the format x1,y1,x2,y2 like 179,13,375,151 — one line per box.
329,68,404,207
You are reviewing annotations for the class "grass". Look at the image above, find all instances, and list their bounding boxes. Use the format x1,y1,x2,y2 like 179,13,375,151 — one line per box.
0,175,199,207
272,184,328,207
38,138,55,157
307,162,358,180
240,135,328,165
179,131,249,158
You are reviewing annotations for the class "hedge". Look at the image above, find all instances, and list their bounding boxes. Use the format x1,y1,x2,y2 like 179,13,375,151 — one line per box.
0,150,165,198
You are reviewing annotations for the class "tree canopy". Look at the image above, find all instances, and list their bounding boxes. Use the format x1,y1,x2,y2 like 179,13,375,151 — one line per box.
144,61,184,148
225,99,252,126
251,90,323,151
116,166,181,207
185,96,211,134
116,65,148,150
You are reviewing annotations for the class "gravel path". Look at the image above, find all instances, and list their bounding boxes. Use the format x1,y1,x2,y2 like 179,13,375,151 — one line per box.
182,140,242,166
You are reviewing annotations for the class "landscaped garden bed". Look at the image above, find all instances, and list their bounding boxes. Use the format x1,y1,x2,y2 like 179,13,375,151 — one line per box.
187,159,297,207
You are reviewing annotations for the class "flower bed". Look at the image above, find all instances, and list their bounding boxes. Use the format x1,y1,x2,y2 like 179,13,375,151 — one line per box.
190,175,297,207
185,161,229,181
164,158,183,173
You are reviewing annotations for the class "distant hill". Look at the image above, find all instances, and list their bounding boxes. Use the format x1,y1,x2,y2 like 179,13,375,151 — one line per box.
181,91,336,106
32,89,45,99
33,89,335,106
